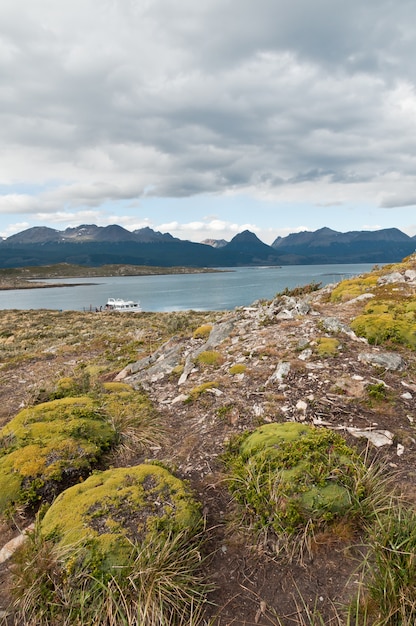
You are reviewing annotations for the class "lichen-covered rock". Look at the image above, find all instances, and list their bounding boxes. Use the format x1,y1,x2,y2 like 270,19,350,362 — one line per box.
377,272,406,285
358,351,406,371
320,316,359,340
266,296,311,320
266,361,291,385
40,463,202,573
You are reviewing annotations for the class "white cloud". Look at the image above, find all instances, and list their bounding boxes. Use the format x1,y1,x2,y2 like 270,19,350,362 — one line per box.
157,218,265,242
0,221,30,238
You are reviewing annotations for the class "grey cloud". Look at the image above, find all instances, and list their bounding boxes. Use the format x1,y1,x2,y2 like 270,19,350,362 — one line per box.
380,195,416,209
1,0,416,213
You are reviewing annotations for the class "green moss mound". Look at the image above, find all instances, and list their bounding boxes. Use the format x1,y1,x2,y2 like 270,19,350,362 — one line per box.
226,423,365,535
41,464,202,573
0,397,115,513
13,465,205,625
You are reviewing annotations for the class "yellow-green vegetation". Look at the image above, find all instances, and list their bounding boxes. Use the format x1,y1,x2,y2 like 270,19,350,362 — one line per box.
187,381,220,402
315,337,340,357
41,463,201,558
192,324,213,339
229,363,247,375
12,464,206,626
225,423,376,540
49,370,92,399
351,298,416,349
330,274,379,302
328,256,416,350
366,382,388,403
0,397,115,513
0,383,164,514
195,350,224,367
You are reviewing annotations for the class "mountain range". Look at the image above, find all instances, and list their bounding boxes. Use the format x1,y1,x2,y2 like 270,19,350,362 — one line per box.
0,224,415,268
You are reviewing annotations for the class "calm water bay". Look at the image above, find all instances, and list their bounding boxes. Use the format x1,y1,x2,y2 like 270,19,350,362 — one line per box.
0,264,377,312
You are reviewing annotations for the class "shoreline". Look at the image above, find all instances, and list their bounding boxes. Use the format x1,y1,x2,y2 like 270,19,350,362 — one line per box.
0,281,98,291
0,265,226,291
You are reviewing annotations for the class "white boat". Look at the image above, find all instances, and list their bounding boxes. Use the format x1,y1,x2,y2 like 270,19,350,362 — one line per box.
105,297,142,312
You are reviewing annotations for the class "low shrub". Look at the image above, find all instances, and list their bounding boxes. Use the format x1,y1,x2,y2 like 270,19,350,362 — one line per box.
275,281,322,298
366,382,388,403
229,363,247,375
192,324,213,339
351,298,416,349
315,337,340,357
195,350,224,367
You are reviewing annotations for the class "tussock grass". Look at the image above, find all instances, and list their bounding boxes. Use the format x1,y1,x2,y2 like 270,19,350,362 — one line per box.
102,385,166,462
354,504,416,625
195,350,224,367
11,527,210,626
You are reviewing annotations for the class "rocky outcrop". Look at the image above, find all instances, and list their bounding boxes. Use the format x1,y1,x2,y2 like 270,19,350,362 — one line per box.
114,269,415,474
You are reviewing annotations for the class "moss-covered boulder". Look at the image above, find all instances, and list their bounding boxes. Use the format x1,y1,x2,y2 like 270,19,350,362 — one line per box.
0,397,115,513
40,464,202,574
226,423,366,535
12,465,205,625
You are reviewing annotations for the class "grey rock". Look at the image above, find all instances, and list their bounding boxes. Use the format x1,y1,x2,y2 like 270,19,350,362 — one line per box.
0,523,34,564
298,348,313,361
405,269,416,282
320,316,358,340
349,293,375,303
178,355,196,385
347,427,394,447
377,271,406,285
266,295,311,320
126,340,184,384
267,361,291,384
358,351,405,371
203,320,235,350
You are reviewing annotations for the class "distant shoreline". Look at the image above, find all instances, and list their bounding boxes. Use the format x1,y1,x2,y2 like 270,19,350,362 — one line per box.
0,281,99,291
0,264,225,291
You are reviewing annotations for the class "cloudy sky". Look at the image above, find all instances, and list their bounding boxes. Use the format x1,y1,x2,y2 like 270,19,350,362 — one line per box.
1,0,416,244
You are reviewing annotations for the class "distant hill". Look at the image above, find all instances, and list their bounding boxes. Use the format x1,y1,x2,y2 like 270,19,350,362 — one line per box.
0,224,415,268
201,238,228,248
271,227,415,264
